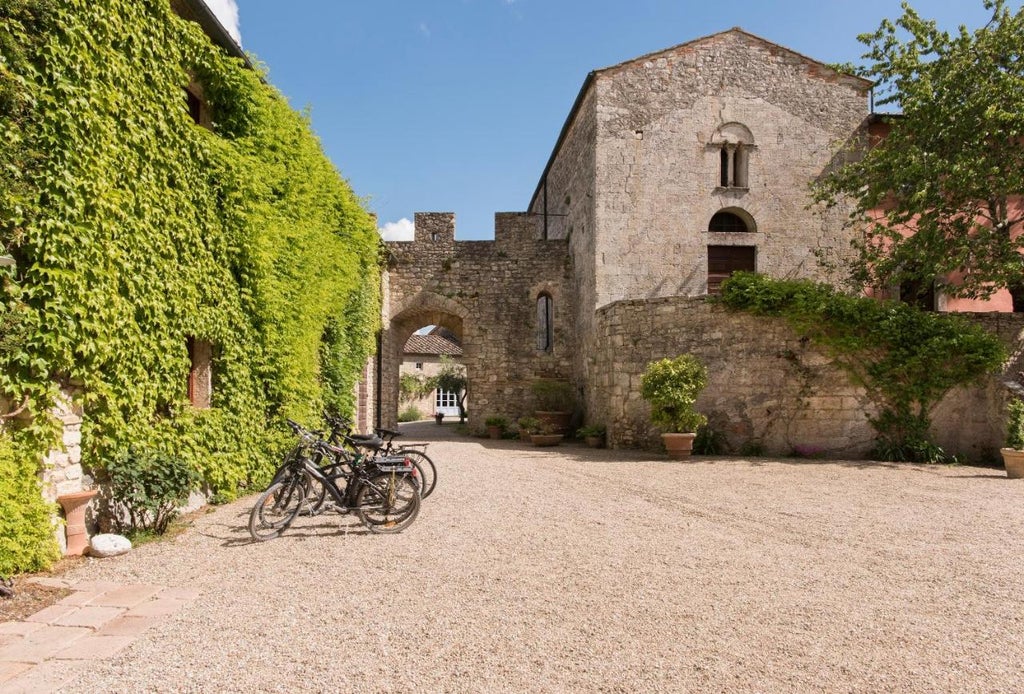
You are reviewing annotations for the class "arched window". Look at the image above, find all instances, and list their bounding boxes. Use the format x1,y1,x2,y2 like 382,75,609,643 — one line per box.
708,211,750,233
536,293,553,352
711,123,754,189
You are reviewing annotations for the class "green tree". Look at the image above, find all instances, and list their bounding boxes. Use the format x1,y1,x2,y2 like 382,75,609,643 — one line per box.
435,356,467,423
815,0,1024,300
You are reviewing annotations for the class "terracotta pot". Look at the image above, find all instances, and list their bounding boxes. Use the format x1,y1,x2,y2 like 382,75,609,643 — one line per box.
519,429,532,442
535,411,571,435
531,433,563,447
1000,448,1024,478
487,425,502,440
57,489,98,556
661,432,697,460
584,436,603,448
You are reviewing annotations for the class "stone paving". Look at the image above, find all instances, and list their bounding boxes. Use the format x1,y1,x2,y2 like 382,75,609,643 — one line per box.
0,579,199,693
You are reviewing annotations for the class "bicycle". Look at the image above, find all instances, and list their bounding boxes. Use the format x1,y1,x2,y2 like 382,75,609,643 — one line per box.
249,421,421,540
326,416,438,500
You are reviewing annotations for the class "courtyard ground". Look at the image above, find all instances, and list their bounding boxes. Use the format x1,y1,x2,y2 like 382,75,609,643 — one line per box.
3,422,1023,692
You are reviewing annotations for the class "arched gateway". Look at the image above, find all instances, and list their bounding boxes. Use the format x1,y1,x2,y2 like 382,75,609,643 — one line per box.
377,212,574,428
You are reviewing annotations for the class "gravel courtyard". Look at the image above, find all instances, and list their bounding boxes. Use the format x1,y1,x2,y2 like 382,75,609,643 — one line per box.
55,427,1024,692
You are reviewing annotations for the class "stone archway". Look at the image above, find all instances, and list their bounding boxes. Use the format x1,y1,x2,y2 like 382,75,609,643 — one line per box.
381,291,471,429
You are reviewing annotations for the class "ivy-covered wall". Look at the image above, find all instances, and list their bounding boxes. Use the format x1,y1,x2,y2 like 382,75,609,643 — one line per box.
0,0,380,571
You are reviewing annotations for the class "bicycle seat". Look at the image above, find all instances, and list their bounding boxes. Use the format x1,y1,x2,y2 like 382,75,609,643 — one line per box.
349,434,384,450
375,428,402,439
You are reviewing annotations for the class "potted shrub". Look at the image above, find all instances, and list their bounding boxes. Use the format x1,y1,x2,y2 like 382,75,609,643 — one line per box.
1000,398,1024,478
577,424,606,448
530,423,563,447
518,416,540,442
531,379,575,434
484,416,508,440
640,354,708,460
434,412,445,425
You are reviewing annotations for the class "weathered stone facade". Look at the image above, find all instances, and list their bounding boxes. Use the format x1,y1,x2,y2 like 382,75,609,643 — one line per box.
381,212,573,428
375,29,1023,461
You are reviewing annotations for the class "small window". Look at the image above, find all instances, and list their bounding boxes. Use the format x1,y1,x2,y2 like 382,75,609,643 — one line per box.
712,123,754,189
900,278,936,312
415,362,424,370
708,212,750,233
707,246,756,294
184,82,211,129
536,293,553,352
187,338,213,409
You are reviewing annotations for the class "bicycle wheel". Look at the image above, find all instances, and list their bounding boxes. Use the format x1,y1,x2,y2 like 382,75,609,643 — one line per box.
300,473,327,515
355,472,420,534
249,477,306,541
397,449,437,500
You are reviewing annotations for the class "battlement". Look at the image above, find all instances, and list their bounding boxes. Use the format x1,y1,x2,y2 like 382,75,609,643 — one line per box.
392,212,557,249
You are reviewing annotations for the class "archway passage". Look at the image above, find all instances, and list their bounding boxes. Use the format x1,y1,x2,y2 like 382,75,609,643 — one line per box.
381,292,471,430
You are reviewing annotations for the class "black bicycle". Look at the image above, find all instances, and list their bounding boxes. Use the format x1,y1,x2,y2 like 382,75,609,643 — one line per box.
249,421,421,540
326,416,438,500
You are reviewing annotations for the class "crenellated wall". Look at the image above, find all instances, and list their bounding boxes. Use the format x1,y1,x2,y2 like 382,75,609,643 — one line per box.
379,212,575,429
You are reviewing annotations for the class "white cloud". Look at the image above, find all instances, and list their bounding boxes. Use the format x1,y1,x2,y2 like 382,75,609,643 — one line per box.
380,218,415,242
202,0,242,45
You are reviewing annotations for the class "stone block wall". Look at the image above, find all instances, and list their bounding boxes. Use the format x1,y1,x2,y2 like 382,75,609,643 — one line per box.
380,212,575,428
588,297,1024,461
591,30,869,308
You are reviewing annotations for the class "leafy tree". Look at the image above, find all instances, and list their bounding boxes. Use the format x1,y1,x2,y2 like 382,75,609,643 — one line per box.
435,356,467,423
815,0,1024,300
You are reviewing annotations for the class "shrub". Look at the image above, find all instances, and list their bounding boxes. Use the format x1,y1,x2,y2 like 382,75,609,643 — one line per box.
104,447,199,536
398,405,423,423
576,424,606,439
720,272,1005,462
484,416,508,428
693,425,725,455
0,431,60,577
1006,399,1024,450
640,355,708,433
517,416,541,434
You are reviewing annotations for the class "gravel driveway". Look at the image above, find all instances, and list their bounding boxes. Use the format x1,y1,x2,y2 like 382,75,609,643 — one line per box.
55,426,1024,692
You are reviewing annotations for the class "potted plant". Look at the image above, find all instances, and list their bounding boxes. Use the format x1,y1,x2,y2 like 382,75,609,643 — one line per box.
434,412,445,425
577,424,606,448
1000,397,1024,478
531,379,575,434
530,423,563,447
640,354,708,460
484,416,508,440
518,416,540,442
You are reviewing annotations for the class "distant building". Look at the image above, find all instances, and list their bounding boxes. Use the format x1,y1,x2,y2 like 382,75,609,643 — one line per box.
400,328,464,418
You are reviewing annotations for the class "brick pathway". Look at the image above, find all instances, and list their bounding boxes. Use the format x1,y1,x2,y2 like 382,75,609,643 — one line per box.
0,579,199,693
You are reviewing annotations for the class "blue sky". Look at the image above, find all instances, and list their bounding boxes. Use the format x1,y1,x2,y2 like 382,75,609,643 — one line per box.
207,1,1000,241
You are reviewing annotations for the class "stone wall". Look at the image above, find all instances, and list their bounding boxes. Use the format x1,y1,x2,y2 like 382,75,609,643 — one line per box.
380,212,575,428
590,30,869,308
589,297,1024,461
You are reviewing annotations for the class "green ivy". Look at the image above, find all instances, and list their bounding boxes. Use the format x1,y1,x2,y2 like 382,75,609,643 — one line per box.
719,272,1005,461
0,0,381,572
0,430,60,577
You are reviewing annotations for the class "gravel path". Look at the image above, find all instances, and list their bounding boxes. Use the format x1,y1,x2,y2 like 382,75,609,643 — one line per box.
57,427,1024,692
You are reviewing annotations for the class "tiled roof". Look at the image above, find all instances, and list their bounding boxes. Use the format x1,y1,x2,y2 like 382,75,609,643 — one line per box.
404,334,463,357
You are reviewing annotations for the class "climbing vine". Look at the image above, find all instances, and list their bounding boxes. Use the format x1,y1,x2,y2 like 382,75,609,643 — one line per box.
719,272,1005,461
0,0,381,571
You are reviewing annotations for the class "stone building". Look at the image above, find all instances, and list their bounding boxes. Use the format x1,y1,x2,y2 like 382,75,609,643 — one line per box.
400,328,465,418
377,29,1022,459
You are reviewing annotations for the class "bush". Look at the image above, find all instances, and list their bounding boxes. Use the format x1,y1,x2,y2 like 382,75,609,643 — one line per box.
484,416,508,428
1006,399,1024,450
0,431,60,577
398,405,423,423
720,272,1005,462
517,416,541,434
640,355,708,433
576,424,606,439
104,447,199,536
